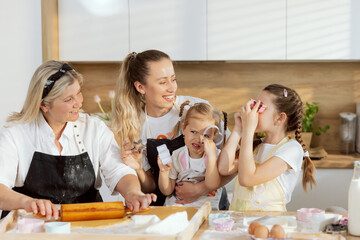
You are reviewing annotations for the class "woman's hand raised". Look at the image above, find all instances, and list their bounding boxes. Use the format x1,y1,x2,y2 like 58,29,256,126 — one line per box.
121,140,143,171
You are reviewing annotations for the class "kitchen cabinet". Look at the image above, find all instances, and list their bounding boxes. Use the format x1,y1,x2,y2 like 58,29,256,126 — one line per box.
57,0,360,61
129,0,207,61
207,0,286,60
58,0,206,61
287,0,360,60
58,0,129,61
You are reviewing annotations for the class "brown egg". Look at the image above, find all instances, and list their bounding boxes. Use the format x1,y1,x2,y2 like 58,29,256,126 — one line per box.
254,225,269,239
248,221,261,235
270,224,285,239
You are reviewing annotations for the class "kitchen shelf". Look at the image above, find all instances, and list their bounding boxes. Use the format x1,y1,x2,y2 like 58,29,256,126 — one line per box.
313,151,360,169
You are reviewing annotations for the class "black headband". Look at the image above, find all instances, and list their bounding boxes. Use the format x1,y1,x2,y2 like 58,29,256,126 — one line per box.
42,63,73,99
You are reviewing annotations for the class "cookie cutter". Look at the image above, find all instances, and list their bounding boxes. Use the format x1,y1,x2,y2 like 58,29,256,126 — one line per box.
132,139,146,153
202,125,223,147
250,99,267,113
157,144,172,165
45,222,71,234
17,217,45,233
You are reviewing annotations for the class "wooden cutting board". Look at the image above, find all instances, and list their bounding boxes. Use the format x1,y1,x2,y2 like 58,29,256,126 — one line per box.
0,202,211,240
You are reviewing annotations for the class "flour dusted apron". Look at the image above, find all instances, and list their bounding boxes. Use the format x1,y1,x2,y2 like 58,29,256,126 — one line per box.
229,137,290,211
1,123,102,218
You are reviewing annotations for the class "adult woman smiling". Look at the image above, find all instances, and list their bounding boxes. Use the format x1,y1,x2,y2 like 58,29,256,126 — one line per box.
0,61,155,219
111,50,233,208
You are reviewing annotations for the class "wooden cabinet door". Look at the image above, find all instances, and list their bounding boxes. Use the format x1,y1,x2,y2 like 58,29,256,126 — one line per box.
129,0,207,61
208,0,286,60
287,0,360,60
58,0,129,61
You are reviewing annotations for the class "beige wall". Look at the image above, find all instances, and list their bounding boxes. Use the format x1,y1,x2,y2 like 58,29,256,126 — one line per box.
72,61,360,152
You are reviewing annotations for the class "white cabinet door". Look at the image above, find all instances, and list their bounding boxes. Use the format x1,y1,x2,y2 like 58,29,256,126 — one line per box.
129,0,207,61
287,0,360,60
58,0,129,61
208,0,286,60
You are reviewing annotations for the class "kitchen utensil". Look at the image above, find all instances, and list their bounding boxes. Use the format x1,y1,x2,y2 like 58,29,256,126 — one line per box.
35,201,149,221
157,144,172,165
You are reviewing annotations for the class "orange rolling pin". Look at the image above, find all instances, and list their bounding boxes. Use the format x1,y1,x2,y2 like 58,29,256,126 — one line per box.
35,201,149,221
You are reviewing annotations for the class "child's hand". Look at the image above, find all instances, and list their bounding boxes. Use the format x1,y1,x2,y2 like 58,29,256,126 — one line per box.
240,99,260,134
157,156,171,172
233,111,243,133
121,140,143,171
203,138,216,161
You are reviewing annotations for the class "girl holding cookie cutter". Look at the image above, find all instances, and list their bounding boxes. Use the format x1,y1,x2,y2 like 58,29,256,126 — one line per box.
218,84,316,211
158,101,225,210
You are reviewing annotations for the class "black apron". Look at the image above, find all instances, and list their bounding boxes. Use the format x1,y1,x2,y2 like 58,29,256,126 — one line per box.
146,135,229,209
146,134,185,206
1,133,102,218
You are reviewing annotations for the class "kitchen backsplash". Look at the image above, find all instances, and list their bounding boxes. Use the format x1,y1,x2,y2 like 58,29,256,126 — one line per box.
71,61,360,152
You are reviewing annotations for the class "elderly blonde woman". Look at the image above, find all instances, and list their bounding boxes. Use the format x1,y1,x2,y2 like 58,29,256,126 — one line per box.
0,60,156,219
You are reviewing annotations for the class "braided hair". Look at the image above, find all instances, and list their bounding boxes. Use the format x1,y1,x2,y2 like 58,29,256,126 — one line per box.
264,84,316,191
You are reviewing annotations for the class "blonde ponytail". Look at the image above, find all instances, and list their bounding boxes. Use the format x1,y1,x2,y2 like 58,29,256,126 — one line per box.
110,50,171,149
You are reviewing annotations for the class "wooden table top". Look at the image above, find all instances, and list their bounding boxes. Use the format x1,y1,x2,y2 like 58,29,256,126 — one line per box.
1,209,359,239
194,211,360,240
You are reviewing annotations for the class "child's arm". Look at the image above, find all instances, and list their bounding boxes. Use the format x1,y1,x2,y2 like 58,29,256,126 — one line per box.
157,156,176,196
217,114,242,176
238,100,291,187
203,138,221,190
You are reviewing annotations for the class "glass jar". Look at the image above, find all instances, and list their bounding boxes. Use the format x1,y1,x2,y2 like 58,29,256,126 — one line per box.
339,112,356,154
348,161,360,236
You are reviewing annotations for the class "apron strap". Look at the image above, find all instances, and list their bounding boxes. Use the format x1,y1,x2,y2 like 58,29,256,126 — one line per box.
254,136,290,160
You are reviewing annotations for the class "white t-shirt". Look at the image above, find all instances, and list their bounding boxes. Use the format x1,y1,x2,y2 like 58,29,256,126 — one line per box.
165,145,223,210
0,113,136,195
142,95,215,171
254,139,303,203
141,95,231,171
169,146,222,180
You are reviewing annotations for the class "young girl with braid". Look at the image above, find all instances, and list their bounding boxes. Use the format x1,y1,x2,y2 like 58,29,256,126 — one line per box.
218,84,316,211
158,101,226,209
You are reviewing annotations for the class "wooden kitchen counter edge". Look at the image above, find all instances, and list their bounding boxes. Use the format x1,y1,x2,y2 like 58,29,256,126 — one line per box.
313,152,360,169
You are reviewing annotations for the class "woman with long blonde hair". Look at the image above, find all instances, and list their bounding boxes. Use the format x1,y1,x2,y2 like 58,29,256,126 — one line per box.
111,50,233,208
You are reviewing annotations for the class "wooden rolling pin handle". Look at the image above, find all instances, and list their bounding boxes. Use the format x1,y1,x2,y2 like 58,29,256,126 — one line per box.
125,207,150,213
34,210,61,218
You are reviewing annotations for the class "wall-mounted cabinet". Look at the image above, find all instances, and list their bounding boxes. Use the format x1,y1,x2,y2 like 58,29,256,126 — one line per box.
207,0,286,60
58,0,129,61
129,0,207,61
287,0,360,60
58,0,206,61
58,0,360,61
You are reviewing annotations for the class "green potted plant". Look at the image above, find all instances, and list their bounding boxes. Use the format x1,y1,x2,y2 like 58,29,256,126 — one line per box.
302,102,330,147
